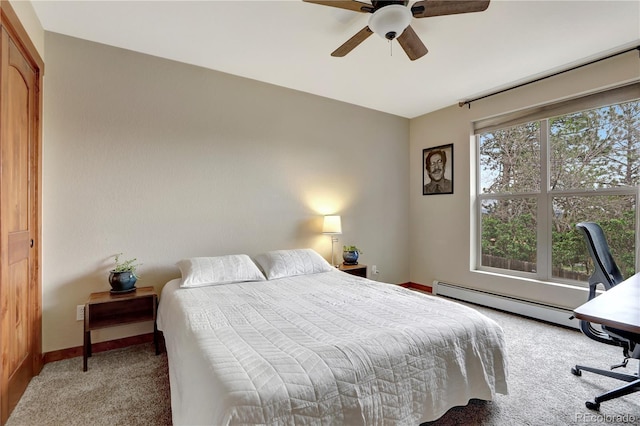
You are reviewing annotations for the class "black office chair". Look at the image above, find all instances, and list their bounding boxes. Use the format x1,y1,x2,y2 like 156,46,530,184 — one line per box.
572,222,640,410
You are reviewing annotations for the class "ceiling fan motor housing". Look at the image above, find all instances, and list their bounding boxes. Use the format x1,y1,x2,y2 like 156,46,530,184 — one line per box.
371,0,409,8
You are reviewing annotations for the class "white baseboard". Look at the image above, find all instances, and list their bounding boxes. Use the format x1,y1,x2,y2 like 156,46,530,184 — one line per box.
433,281,578,329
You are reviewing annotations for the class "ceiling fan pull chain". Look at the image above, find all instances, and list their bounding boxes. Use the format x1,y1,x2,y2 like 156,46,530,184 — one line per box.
389,40,393,57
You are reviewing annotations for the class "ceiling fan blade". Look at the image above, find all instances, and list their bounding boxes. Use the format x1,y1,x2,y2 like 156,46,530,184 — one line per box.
331,26,374,57
303,0,374,13
397,25,428,61
411,0,490,18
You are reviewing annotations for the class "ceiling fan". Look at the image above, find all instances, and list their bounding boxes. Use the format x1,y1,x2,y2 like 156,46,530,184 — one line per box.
303,0,490,61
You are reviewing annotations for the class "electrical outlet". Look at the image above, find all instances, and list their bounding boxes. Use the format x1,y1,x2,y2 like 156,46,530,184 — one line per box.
372,265,378,275
76,305,85,321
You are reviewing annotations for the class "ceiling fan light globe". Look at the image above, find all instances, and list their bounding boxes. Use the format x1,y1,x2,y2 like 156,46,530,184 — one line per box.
368,4,412,40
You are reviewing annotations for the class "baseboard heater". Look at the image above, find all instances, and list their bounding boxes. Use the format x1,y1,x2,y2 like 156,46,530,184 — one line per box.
432,281,579,330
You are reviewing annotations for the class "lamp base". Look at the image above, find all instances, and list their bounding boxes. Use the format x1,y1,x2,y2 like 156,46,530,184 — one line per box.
329,235,340,268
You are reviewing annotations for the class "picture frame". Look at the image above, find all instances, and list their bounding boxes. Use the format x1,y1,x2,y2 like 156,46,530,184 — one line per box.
423,144,453,195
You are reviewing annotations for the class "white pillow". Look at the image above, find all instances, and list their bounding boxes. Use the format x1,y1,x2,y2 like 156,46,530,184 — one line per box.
177,255,266,288
254,248,334,280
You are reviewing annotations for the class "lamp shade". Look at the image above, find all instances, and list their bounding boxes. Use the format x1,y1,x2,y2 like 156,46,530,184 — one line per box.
368,4,412,40
322,215,342,234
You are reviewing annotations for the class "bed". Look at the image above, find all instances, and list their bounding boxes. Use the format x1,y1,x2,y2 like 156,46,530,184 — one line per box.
157,249,508,425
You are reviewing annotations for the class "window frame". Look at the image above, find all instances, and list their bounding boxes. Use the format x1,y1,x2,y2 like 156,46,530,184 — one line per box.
474,82,640,284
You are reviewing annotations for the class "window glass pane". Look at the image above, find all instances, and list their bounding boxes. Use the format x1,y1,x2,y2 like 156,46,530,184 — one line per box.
481,198,537,273
479,122,540,194
550,100,640,191
552,195,636,281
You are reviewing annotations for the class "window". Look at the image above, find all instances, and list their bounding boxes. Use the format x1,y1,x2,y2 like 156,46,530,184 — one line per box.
476,83,640,286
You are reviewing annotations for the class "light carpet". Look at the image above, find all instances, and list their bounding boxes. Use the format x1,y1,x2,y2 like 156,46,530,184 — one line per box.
7,343,171,426
7,300,640,425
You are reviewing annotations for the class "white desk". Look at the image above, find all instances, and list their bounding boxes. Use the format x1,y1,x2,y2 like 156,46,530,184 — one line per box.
573,273,640,334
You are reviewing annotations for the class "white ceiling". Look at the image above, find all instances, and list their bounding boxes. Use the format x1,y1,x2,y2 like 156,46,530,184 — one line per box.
31,0,640,118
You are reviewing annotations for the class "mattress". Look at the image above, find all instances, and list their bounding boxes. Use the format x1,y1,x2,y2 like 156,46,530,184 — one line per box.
157,270,508,425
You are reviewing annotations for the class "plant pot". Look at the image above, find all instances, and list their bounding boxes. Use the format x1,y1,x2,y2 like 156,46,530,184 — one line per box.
108,271,137,293
343,251,359,265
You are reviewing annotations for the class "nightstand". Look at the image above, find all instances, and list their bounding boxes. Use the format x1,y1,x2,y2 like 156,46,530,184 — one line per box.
83,286,159,371
339,263,367,278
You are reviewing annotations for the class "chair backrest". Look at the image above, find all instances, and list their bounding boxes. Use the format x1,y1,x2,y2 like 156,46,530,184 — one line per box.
575,222,624,294
575,222,627,346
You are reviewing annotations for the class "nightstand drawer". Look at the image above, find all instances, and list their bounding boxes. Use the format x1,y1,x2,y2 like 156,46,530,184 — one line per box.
87,296,155,330
339,264,367,278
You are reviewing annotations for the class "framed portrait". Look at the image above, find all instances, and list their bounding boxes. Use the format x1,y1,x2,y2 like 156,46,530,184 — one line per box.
423,144,453,195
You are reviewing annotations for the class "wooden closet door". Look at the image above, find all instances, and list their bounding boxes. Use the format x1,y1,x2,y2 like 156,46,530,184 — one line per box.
0,25,39,424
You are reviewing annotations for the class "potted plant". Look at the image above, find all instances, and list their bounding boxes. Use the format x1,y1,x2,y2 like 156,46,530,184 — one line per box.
109,253,141,293
342,245,361,265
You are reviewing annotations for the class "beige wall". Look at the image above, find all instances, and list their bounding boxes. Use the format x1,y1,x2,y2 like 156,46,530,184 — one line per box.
42,33,410,352
409,50,640,310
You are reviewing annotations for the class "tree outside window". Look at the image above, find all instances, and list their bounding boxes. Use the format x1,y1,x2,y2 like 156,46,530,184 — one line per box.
477,99,639,286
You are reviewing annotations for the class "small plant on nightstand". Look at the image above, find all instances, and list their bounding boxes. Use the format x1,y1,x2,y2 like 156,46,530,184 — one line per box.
342,245,361,265
108,253,141,294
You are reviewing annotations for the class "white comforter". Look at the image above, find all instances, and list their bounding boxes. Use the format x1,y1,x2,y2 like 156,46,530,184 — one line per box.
157,271,508,425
